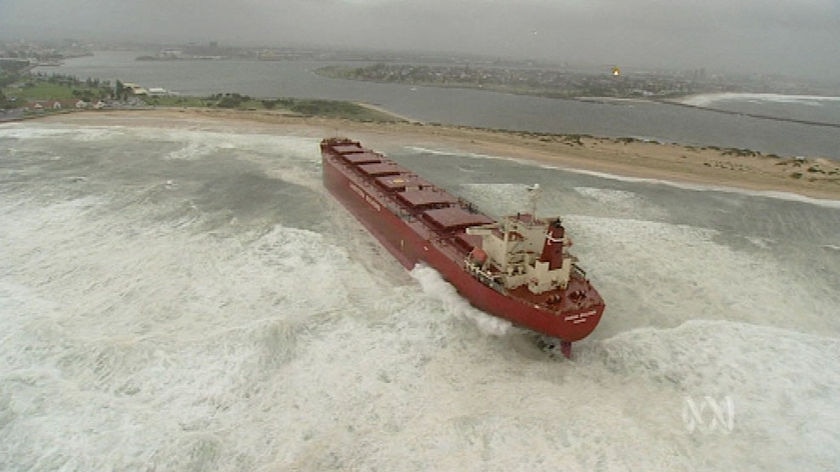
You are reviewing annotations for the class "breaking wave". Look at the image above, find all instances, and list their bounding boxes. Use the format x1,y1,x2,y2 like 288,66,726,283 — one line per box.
1,123,838,471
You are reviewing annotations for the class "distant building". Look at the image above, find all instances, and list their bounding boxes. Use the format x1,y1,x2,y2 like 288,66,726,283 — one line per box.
122,82,149,95
27,99,86,111
159,49,183,59
29,100,61,110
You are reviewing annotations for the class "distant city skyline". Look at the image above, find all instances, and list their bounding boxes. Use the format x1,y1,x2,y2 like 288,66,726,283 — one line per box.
1,0,838,80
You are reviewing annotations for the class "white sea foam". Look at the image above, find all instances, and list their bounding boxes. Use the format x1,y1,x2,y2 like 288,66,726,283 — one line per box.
591,320,840,469
405,145,533,165
410,264,511,337
569,214,839,337
557,167,840,209
457,183,531,216
0,123,131,142
680,92,840,107
0,124,84,140
2,125,838,471
70,125,129,142
572,187,653,214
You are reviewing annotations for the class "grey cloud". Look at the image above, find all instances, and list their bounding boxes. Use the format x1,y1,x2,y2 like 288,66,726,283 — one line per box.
1,0,837,78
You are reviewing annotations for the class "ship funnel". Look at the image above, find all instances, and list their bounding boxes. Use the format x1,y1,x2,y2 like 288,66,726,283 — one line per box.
540,218,565,270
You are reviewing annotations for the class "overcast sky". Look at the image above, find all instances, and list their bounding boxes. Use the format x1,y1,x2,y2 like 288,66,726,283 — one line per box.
1,0,838,78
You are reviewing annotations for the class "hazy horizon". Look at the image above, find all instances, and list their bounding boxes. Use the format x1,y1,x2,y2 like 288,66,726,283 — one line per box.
2,0,839,80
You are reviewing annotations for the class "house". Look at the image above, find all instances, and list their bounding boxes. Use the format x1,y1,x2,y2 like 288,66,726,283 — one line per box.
27,100,84,112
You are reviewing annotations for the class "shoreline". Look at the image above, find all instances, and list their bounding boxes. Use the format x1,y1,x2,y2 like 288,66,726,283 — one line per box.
20,108,840,201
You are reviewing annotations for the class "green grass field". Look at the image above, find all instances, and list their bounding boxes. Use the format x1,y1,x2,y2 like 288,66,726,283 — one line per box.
4,82,73,100
3,81,111,101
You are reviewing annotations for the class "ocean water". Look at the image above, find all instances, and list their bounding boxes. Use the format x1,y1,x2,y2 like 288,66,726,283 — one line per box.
1,123,839,471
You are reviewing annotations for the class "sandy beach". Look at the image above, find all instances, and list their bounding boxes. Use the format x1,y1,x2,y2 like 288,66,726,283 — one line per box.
33,108,840,201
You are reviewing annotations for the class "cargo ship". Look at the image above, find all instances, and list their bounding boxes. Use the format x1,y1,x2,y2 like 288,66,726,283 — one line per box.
321,138,605,357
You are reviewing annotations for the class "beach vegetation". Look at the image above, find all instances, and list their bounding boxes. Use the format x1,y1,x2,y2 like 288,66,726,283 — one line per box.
561,134,584,145
2,73,402,122
0,90,12,109
210,92,255,108
143,95,211,107
137,93,400,121
275,98,397,121
0,59,30,88
115,80,126,100
261,99,280,109
722,147,757,157
1,72,18,89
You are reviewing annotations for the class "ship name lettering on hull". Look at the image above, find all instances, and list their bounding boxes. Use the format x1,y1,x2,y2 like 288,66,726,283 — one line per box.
350,183,381,211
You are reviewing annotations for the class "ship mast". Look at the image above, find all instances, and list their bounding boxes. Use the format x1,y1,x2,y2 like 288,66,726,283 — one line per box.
527,184,541,218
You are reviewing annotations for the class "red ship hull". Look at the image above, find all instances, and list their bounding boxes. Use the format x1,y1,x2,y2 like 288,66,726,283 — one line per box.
321,138,605,352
